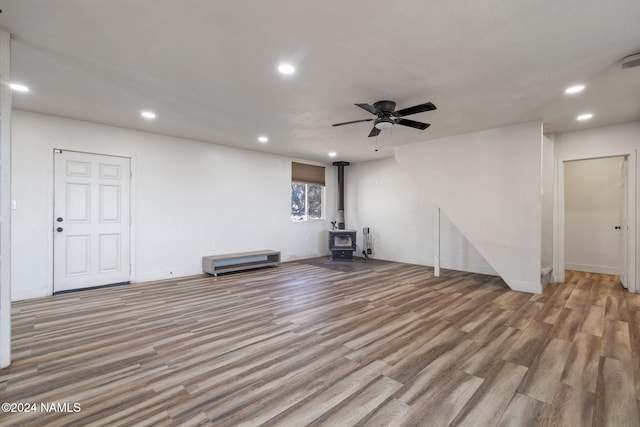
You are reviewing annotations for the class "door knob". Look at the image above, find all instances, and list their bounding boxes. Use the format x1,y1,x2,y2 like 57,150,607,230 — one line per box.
56,217,63,222
615,226,621,230
56,227,63,232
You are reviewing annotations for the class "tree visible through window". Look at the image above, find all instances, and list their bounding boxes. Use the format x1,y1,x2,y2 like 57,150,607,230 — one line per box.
291,183,323,221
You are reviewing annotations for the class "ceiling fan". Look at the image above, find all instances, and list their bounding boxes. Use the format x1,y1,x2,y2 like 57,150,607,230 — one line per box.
332,100,436,137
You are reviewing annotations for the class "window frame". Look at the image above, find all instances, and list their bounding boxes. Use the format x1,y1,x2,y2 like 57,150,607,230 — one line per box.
291,162,326,223
291,181,325,222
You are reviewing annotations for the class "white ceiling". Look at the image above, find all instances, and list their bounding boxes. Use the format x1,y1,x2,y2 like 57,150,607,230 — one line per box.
2,1,640,163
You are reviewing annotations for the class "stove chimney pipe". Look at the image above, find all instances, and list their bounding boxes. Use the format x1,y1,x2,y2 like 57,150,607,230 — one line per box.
333,161,350,230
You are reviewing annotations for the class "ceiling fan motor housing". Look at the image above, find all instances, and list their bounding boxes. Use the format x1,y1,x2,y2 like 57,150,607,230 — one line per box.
372,100,397,114
373,101,397,129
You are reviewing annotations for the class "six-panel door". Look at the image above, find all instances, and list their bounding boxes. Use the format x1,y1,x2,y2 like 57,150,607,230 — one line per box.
53,150,131,292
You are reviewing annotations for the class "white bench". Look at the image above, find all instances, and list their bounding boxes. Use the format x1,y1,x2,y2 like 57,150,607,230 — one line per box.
202,250,280,276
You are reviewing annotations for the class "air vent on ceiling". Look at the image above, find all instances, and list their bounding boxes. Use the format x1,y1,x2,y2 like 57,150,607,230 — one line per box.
621,52,640,69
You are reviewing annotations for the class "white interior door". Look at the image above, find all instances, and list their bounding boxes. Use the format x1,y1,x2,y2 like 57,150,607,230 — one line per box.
54,150,131,292
619,157,628,288
564,157,622,275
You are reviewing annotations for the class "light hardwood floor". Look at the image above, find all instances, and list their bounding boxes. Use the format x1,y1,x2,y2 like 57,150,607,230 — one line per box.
1,261,639,426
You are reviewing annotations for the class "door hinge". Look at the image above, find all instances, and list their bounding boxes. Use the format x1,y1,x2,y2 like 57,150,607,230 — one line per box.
54,149,62,154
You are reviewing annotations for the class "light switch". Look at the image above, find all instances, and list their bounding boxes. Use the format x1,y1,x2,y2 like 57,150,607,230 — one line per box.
11,200,16,210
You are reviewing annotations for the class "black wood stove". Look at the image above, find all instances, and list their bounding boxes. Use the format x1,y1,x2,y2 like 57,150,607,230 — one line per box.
329,229,357,260
329,161,357,260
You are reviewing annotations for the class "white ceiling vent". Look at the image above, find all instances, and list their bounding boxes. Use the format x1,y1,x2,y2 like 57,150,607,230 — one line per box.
621,52,640,69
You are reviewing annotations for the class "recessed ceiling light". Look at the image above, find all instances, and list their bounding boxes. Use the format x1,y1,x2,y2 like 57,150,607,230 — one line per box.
9,83,29,92
328,152,337,157
565,85,585,94
258,136,269,143
577,113,593,121
277,63,295,75
141,111,156,119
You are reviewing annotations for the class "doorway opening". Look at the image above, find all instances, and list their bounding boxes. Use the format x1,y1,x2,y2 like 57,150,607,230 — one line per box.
559,155,633,291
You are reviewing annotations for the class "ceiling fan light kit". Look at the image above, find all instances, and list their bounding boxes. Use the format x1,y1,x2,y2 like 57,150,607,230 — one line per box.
374,119,394,130
332,100,436,137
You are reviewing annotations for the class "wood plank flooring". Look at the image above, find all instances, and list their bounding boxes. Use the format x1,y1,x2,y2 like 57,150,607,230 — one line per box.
0,262,639,426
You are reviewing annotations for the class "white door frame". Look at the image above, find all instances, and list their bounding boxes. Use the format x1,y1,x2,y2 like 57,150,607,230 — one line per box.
554,151,637,293
49,149,135,294
620,158,629,287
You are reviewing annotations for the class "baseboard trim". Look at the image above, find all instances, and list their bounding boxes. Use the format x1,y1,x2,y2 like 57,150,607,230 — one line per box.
565,263,619,276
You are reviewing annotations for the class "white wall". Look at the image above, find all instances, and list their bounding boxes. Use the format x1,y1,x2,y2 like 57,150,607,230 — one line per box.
345,158,496,275
554,121,640,292
564,157,623,274
15,112,637,300
11,111,335,300
0,30,12,367
395,121,543,293
555,122,640,160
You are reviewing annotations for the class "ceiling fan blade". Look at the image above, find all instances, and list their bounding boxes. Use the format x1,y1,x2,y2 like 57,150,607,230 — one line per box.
355,103,379,115
396,118,431,130
395,102,436,117
332,118,374,127
368,127,381,137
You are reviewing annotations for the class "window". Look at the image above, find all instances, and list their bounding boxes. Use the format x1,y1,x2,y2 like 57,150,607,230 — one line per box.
291,183,323,221
291,162,325,221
